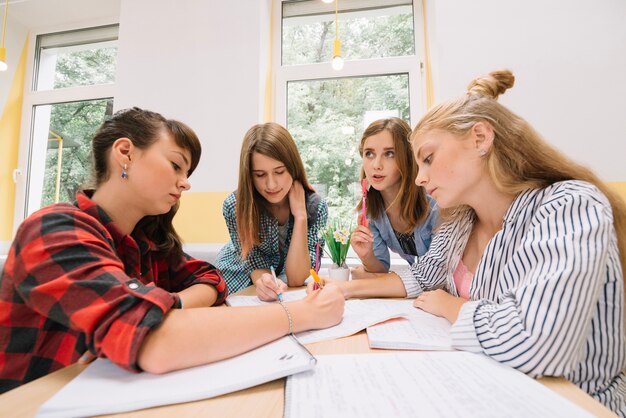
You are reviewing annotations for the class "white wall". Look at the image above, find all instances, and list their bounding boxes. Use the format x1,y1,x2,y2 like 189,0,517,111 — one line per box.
115,0,269,192
115,0,626,193
428,0,626,181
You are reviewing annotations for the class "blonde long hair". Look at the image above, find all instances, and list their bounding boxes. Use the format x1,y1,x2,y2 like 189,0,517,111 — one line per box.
357,118,430,233
236,123,313,259
412,69,626,281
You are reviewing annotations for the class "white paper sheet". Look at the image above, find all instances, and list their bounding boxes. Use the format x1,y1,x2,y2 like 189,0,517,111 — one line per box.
38,336,315,418
366,299,453,350
227,292,407,344
285,352,593,418
226,289,308,306
296,298,407,344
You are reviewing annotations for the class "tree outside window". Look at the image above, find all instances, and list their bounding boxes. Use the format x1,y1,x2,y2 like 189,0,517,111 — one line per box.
20,25,118,218
40,98,113,207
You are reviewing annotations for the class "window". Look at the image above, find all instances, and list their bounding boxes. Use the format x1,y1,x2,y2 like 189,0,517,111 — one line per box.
287,74,410,215
275,0,424,220
282,0,415,65
33,99,114,209
13,25,118,227
34,25,118,91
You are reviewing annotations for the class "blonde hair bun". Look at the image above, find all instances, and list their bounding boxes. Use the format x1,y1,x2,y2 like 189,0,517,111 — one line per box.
467,69,515,100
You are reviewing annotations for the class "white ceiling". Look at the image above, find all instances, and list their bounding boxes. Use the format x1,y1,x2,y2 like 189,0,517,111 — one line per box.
6,0,121,30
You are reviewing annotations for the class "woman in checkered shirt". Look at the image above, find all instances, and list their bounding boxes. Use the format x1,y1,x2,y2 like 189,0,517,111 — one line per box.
216,123,328,300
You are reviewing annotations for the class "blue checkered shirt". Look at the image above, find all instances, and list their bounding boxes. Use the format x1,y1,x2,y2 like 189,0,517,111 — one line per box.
216,191,328,293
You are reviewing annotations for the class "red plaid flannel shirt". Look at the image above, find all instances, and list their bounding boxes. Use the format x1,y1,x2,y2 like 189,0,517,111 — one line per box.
0,192,227,393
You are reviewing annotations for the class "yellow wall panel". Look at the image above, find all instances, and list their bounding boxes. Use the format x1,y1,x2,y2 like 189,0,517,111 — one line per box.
0,38,28,241
175,184,626,244
174,191,231,243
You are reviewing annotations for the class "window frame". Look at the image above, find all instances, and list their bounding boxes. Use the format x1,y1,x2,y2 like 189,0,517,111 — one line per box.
272,0,427,265
12,18,118,234
272,0,427,127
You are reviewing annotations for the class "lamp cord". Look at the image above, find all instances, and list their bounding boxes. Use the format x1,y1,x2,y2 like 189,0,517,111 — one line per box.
1,0,8,49
334,0,338,41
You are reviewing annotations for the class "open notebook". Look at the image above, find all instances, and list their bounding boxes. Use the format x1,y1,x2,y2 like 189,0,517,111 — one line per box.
285,352,593,418
366,299,453,350
37,336,315,418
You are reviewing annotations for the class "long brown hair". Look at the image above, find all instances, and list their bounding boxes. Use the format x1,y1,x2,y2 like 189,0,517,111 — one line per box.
412,69,626,281
90,107,202,263
357,118,430,233
236,122,313,259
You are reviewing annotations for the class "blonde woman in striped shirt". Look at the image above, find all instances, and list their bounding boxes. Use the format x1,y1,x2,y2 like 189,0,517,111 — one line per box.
320,70,626,415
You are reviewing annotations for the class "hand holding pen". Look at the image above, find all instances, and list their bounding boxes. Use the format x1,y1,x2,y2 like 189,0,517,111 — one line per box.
307,270,349,300
270,266,283,302
310,269,324,291
255,268,287,301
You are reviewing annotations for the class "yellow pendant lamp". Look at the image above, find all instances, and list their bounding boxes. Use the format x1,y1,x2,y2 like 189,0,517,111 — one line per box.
321,0,343,70
331,0,343,71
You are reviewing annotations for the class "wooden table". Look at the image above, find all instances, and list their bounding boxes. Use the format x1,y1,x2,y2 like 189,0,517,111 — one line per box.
0,287,617,417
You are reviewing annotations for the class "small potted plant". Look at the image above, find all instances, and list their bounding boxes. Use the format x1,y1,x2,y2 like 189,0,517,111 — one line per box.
321,219,352,281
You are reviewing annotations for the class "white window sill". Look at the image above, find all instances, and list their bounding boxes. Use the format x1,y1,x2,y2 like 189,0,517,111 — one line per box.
180,243,411,270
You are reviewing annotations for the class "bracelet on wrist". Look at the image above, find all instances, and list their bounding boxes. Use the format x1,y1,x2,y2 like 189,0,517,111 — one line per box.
277,300,293,335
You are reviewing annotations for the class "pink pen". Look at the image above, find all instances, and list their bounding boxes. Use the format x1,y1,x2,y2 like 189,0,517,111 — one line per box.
361,178,368,226
315,242,320,273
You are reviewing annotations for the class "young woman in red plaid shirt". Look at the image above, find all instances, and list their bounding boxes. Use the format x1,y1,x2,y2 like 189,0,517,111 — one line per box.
0,108,344,393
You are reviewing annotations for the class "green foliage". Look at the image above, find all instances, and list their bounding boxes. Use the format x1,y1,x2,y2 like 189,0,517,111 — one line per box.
41,99,113,206
283,13,414,65
322,219,353,267
38,46,117,207
37,45,118,206
54,47,117,89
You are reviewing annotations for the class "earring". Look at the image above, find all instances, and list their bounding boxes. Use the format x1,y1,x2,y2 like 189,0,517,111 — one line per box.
121,164,128,179
479,149,487,157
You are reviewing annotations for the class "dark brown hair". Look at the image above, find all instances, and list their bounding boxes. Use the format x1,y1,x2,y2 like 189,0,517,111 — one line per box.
90,107,202,262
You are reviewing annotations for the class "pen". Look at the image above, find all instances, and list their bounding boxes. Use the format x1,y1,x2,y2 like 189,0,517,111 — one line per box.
310,268,323,290
270,266,283,301
315,242,320,273
361,178,368,226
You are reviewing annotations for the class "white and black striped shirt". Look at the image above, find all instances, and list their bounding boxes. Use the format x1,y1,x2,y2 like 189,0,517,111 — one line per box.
399,180,626,416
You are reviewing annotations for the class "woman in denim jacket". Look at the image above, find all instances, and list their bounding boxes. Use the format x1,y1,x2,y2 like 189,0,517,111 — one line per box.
351,118,438,278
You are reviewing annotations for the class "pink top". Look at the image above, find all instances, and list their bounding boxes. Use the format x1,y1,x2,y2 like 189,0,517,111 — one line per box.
453,258,474,300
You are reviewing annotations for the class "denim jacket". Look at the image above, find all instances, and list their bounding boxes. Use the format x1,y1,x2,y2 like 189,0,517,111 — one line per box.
368,195,439,270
